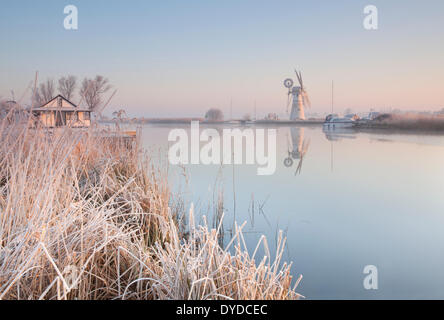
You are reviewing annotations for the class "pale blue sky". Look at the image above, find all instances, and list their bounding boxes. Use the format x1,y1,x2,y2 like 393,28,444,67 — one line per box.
1,0,443,117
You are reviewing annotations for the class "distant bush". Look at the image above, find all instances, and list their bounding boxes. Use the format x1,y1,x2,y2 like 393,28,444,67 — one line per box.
374,113,393,122
205,108,224,121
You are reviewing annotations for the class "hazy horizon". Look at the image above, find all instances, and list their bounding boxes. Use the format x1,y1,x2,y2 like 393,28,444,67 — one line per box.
1,0,444,118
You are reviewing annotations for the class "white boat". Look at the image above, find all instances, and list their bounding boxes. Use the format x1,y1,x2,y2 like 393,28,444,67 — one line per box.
323,114,357,129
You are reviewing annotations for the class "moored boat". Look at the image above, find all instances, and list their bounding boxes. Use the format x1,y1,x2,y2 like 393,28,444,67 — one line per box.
323,114,358,129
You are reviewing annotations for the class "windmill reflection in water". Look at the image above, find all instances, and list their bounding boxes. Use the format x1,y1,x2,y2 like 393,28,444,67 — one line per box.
283,127,310,175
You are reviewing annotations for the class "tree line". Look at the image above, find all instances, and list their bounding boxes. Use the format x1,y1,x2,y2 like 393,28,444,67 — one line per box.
33,75,112,111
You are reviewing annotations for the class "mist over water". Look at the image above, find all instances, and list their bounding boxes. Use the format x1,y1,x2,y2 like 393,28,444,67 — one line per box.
137,123,444,299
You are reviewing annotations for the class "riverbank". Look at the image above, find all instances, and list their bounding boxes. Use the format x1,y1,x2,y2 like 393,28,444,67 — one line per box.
101,118,324,126
103,115,444,133
0,118,301,300
355,114,444,132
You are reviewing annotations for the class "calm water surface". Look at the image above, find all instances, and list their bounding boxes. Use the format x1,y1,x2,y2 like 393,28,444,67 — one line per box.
137,123,444,299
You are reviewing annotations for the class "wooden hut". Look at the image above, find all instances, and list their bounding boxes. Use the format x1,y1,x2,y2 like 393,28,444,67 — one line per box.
32,95,91,127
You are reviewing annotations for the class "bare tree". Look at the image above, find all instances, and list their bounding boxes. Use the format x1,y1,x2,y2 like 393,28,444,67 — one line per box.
112,109,128,130
58,76,77,100
112,109,128,121
0,99,20,120
80,76,112,111
34,79,55,105
0,98,7,114
205,108,224,121
32,90,42,107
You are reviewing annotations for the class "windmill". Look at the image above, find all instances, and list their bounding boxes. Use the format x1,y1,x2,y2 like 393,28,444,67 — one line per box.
283,69,311,120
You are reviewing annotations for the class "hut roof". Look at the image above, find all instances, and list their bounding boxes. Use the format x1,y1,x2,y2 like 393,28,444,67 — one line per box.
33,95,91,112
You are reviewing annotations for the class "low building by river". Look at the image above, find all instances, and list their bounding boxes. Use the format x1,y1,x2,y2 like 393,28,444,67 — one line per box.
33,95,91,127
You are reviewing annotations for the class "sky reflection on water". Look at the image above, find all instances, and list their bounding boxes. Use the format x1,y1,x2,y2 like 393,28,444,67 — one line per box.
138,124,444,299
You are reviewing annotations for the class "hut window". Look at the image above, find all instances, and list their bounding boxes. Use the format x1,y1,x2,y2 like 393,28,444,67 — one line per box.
84,112,91,120
66,112,73,121
68,112,78,121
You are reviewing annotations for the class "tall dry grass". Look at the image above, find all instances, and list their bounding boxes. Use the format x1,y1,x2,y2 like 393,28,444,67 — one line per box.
0,112,302,300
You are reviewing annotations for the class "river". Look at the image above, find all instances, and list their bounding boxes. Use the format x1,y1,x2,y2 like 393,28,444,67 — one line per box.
135,123,444,299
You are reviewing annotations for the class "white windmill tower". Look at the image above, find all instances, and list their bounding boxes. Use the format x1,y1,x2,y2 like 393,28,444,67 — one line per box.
283,69,311,120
